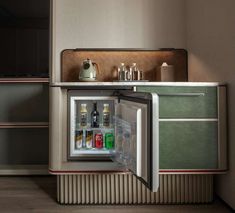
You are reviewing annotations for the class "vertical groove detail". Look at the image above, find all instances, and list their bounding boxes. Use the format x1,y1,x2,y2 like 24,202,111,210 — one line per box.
57,174,214,204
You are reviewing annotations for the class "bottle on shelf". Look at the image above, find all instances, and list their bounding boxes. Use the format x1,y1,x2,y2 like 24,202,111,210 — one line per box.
103,103,110,127
80,103,88,127
91,102,99,128
130,63,143,81
118,63,127,81
126,65,133,81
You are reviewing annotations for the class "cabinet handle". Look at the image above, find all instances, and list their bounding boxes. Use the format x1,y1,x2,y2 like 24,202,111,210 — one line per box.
159,93,205,97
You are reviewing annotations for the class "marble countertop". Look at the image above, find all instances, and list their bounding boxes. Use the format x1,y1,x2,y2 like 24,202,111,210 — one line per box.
51,81,225,87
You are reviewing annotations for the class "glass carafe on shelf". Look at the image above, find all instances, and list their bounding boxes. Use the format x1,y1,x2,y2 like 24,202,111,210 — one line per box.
80,103,88,127
118,63,128,81
131,63,142,81
126,67,132,81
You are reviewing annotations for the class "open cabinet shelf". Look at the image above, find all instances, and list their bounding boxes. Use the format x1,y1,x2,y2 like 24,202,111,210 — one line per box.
0,0,50,176
0,82,49,175
0,122,49,128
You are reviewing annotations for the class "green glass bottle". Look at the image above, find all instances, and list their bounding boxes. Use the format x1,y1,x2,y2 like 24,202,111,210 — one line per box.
105,133,114,149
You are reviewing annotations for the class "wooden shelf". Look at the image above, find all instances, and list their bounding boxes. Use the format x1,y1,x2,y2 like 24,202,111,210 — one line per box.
61,49,188,82
0,122,49,128
0,78,49,83
0,164,49,175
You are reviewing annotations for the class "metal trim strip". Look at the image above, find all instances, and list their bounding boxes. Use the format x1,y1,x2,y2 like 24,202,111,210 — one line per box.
159,119,218,122
217,86,228,170
49,169,227,174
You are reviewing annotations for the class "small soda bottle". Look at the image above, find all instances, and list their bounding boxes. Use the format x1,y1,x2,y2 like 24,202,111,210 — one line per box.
103,104,110,127
80,104,87,127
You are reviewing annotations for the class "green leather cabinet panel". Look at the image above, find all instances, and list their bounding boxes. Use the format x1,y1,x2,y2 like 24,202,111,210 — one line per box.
137,86,219,170
137,86,217,118
159,121,218,169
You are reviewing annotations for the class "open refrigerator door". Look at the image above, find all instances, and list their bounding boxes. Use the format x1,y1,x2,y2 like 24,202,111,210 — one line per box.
113,91,159,192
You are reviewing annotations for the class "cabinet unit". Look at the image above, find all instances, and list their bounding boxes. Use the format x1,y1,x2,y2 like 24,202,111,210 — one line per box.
50,83,227,204
0,0,50,175
0,79,49,175
136,85,227,171
50,84,227,173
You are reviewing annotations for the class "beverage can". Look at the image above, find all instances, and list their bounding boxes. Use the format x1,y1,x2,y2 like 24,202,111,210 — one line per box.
95,133,103,148
86,130,93,149
75,130,83,149
105,133,114,149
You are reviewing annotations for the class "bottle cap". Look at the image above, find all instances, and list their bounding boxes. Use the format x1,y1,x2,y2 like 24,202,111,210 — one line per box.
81,103,87,106
132,63,137,66
104,103,109,107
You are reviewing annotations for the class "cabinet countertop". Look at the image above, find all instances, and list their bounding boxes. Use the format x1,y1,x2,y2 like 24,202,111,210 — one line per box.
51,81,225,87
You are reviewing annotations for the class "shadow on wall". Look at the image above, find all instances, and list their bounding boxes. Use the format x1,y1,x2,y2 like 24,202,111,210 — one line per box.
186,0,235,209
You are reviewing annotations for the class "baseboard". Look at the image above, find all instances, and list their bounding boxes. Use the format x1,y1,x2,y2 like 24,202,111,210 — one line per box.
57,173,214,204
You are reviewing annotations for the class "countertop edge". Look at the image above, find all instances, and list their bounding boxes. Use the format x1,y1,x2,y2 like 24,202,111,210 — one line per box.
50,81,226,87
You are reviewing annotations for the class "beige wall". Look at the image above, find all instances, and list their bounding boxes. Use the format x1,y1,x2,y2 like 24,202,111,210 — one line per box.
52,0,186,82
186,0,235,209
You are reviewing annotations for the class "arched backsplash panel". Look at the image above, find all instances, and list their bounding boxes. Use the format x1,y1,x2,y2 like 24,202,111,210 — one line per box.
61,49,188,82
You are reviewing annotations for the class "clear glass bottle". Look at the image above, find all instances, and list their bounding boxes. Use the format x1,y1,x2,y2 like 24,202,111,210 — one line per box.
130,63,139,81
118,63,127,81
103,103,110,127
80,103,87,127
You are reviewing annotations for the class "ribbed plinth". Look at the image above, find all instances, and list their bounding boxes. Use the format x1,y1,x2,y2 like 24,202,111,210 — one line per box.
57,174,213,204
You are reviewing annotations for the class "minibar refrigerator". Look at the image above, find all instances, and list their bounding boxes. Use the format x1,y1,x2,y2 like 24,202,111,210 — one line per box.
50,88,159,192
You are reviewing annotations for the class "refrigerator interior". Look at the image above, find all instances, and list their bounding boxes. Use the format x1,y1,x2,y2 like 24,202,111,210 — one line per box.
69,95,118,160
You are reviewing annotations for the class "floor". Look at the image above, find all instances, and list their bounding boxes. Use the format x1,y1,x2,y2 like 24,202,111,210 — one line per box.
0,176,232,213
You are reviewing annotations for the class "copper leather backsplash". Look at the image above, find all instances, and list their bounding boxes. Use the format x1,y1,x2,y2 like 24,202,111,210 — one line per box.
61,49,188,82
